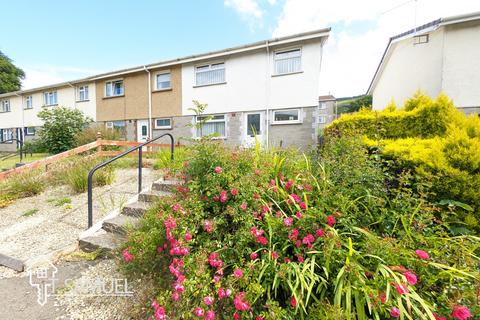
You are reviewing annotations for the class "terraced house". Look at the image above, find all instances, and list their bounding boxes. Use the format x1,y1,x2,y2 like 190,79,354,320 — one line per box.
0,28,331,152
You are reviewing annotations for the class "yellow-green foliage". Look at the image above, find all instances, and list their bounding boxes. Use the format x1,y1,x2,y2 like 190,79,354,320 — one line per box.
329,92,480,219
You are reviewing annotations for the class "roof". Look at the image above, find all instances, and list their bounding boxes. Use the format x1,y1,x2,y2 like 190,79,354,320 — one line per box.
366,11,480,94
0,28,330,98
318,95,336,101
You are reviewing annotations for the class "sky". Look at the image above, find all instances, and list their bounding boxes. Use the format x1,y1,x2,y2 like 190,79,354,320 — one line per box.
1,0,479,97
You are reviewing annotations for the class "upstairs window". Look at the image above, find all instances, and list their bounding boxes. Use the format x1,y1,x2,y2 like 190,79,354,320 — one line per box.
44,91,58,106
78,85,89,101
156,72,171,90
195,63,225,86
413,34,429,45
319,102,327,110
196,114,226,138
274,48,301,75
105,80,124,97
1,100,10,112
25,96,33,109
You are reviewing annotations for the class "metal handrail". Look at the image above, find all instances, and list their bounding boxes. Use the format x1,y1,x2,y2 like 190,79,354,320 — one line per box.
0,138,23,163
87,133,174,228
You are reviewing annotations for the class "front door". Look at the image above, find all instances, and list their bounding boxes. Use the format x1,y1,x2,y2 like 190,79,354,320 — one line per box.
244,112,263,147
137,120,149,142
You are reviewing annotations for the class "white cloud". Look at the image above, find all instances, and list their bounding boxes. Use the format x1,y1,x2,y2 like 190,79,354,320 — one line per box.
21,65,103,89
272,0,480,97
224,0,263,19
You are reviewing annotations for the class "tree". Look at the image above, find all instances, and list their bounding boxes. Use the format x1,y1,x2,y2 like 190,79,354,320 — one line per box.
0,51,25,93
336,95,372,114
38,107,92,154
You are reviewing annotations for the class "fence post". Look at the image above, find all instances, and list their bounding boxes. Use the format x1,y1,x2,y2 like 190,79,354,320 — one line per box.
96,131,102,154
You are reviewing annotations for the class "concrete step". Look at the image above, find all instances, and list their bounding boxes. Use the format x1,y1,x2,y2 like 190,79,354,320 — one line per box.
152,179,183,192
138,190,172,203
121,201,150,217
102,215,142,236
79,230,125,253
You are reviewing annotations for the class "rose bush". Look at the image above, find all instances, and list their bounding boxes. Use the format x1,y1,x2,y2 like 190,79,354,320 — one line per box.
121,139,479,319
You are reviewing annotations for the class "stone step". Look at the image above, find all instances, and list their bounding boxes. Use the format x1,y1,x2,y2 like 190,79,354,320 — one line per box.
152,179,183,192
121,201,150,217
79,230,125,253
102,215,142,236
138,190,172,203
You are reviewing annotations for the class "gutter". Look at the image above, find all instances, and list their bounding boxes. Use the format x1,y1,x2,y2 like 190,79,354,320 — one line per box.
143,66,153,140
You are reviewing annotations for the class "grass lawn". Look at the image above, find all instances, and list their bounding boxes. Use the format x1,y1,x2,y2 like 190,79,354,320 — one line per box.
0,153,50,171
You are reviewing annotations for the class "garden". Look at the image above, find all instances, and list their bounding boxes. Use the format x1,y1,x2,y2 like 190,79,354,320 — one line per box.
118,93,479,320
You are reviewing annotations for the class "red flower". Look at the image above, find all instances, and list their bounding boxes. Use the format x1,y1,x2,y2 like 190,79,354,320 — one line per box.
214,166,222,174
284,217,293,226
379,292,387,303
285,180,293,190
194,307,204,317
326,215,336,226
433,313,447,320
271,251,279,260
415,249,429,260
257,236,268,245
205,310,215,320
451,305,472,320
297,254,304,263
290,296,297,308
204,296,214,305
184,232,192,241
394,283,409,295
219,190,228,203
302,234,315,247
295,212,303,219
240,202,248,211
403,271,417,285
203,220,214,233
122,249,134,263
231,188,238,196
299,202,306,210
315,228,325,237
250,252,258,260
233,313,240,320
233,268,244,278
233,292,250,311
270,179,276,186
390,307,400,318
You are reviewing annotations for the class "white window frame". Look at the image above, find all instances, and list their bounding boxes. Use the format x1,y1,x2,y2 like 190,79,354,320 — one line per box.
195,62,226,87
318,115,327,124
274,48,302,75
105,79,124,97
319,102,327,110
1,100,10,112
77,85,89,101
25,96,33,109
1,129,13,142
195,114,226,138
272,109,302,124
25,127,36,136
154,118,172,129
105,121,114,129
43,91,58,106
155,72,172,90
413,34,429,45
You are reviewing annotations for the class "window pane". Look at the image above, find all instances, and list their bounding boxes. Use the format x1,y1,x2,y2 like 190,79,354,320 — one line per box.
274,110,299,122
247,114,261,136
156,119,171,127
275,56,301,74
156,73,171,89
196,65,225,86
106,83,112,96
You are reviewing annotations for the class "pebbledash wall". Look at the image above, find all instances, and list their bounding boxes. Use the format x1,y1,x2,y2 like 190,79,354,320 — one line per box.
0,28,333,152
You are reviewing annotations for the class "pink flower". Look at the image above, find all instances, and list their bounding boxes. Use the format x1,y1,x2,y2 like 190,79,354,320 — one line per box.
184,232,192,241
204,296,214,305
214,166,222,174
302,234,315,247
285,180,293,190
299,202,306,210
240,202,248,211
164,216,177,229
154,306,166,320
250,252,258,260
206,310,216,320
203,220,214,233
284,217,293,226
231,188,238,196
271,251,279,260
394,283,409,295
194,307,205,317
213,275,221,283
234,268,243,278
171,291,180,301
233,313,240,320
403,271,417,285
415,249,429,260
256,317,265,320
379,292,387,304
257,236,268,245
289,193,301,204
219,190,228,203
218,287,227,299
270,179,276,186
297,254,304,263
122,249,134,263
233,292,250,311
326,215,336,226
250,227,264,237
451,305,472,320
315,228,325,237
295,212,302,219
390,307,400,318
290,296,297,308
433,313,447,320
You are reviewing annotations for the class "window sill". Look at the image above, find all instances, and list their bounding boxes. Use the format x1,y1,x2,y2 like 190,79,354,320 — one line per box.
103,95,125,100
0,111,11,113
272,71,303,77
154,126,172,130
270,121,303,125
76,99,90,103
152,88,172,93
24,108,34,110
42,104,58,107
193,82,227,88
194,136,227,140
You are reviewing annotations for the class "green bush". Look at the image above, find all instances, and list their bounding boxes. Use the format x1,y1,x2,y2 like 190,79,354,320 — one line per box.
0,171,45,198
74,125,123,147
61,158,115,193
120,140,479,319
23,139,48,154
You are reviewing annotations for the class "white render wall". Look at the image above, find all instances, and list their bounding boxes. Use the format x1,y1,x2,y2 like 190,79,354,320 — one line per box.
0,82,96,130
181,41,323,114
372,29,444,110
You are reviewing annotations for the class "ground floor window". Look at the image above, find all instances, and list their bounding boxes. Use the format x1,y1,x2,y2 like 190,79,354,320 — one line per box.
155,118,172,129
1,129,13,143
25,127,36,136
272,109,301,124
196,114,226,138
318,115,327,124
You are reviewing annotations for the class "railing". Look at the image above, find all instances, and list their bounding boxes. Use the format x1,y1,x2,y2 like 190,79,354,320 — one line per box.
87,133,174,228
0,138,23,163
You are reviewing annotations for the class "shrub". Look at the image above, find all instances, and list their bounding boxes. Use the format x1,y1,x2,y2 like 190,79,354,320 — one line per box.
37,106,92,154
74,125,123,147
61,158,115,193
120,141,479,319
0,171,45,198
23,139,48,153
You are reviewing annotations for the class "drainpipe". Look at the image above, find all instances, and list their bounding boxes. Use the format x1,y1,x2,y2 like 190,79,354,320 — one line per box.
67,82,76,109
143,66,153,140
265,40,270,148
